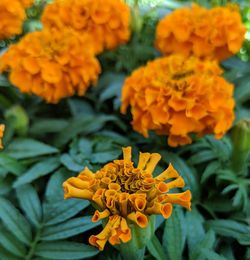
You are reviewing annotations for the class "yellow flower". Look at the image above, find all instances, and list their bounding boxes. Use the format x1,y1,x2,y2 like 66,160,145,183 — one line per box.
63,146,191,250
155,4,246,60
0,125,5,149
0,29,101,103
0,0,32,40
121,55,235,147
41,0,131,54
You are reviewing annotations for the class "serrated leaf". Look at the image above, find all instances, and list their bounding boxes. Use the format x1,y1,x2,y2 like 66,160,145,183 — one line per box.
0,197,32,245
147,234,167,260
0,246,21,260
29,119,69,135
201,161,221,183
186,209,205,252
190,230,216,260
0,225,26,257
91,150,121,163
0,153,25,176
67,99,94,118
45,168,72,203
13,157,60,187
43,199,90,226
16,184,42,227
34,241,99,259
200,248,226,260
60,154,84,172
41,216,100,241
234,75,250,103
206,219,250,241
54,115,117,147
6,138,59,159
188,150,217,165
163,208,186,260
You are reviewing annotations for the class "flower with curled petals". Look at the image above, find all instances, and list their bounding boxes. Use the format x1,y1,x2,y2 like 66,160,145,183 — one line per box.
42,0,131,54
121,55,235,147
0,125,5,149
0,0,33,40
0,28,101,103
63,146,191,250
155,4,246,60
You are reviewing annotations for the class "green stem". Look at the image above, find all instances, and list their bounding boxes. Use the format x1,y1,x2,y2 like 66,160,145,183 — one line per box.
25,224,43,260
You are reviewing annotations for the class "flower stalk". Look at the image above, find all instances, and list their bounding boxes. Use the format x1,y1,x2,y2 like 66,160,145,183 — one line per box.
231,119,250,176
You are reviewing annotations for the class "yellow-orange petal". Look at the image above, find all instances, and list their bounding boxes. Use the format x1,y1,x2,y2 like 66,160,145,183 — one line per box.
162,190,192,210
145,153,161,174
127,211,148,228
63,182,93,200
137,152,151,170
155,163,179,182
123,146,132,163
0,124,5,149
166,176,185,190
92,209,110,222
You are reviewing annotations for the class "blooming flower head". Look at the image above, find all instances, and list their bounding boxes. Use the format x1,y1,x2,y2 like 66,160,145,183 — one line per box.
0,0,32,40
42,0,131,54
63,146,191,250
121,55,235,147
155,4,246,61
0,28,101,103
0,125,5,149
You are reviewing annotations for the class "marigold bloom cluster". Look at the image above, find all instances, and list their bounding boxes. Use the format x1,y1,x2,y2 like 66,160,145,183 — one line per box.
63,147,191,250
0,125,5,149
0,29,101,103
121,55,235,147
155,4,246,60
42,0,131,54
0,0,33,40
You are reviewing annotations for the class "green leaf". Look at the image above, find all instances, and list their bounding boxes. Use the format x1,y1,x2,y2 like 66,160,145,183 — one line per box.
206,219,250,241
0,197,32,245
0,225,26,257
0,177,12,195
200,248,226,260
6,138,59,159
54,115,117,147
16,184,42,227
201,161,221,183
234,75,250,103
0,246,21,260
238,233,250,246
29,119,69,135
188,150,217,165
163,208,186,260
91,150,122,163
147,234,167,260
41,216,100,241
43,199,90,226
190,230,216,260
13,157,60,187
60,154,84,172
44,168,72,203
0,153,25,176
186,208,205,252
67,99,94,118
34,241,99,259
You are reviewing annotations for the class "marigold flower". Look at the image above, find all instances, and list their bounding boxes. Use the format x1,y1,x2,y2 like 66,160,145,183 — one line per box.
0,29,101,103
0,0,32,40
0,125,5,149
63,146,191,250
121,55,235,147
41,0,131,54
155,4,246,60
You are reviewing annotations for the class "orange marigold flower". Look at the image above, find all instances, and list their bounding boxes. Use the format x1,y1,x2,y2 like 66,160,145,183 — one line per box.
41,0,131,54
121,55,235,147
0,29,101,103
155,4,246,61
0,125,5,149
63,146,191,250
0,0,32,40
20,0,33,8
